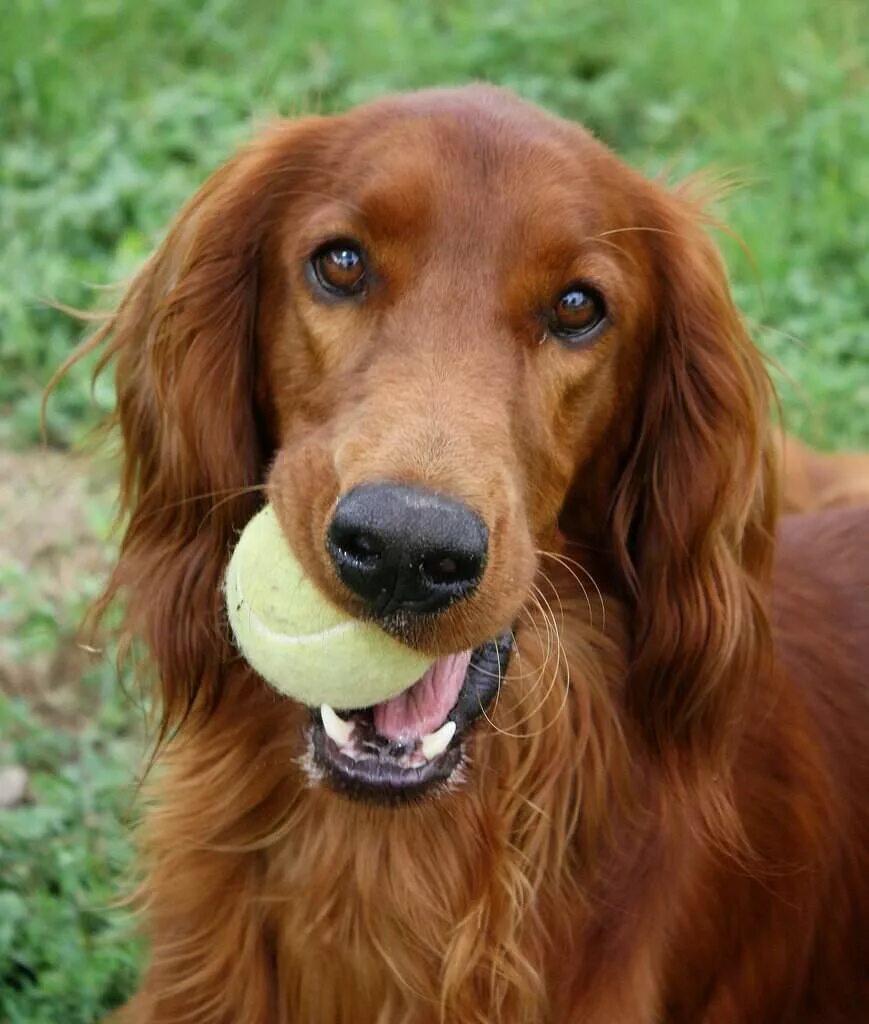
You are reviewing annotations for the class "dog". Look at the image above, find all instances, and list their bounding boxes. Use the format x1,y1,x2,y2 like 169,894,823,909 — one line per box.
63,85,868,1022
778,433,869,513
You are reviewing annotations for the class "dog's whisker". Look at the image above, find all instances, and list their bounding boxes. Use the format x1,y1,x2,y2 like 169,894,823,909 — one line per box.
537,549,606,631
482,585,569,739
534,567,567,636
469,659,542,684
522,584,572,736
479,597,555,739
201,485,271,526
138,483,269,522
595,224,680,239
581,233,642,270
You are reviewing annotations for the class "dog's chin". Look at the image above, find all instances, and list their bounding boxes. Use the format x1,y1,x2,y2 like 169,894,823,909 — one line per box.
306,633,513,805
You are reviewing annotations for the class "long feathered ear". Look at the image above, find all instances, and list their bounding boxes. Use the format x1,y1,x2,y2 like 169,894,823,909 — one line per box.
611,186,778,774
70,121,319,739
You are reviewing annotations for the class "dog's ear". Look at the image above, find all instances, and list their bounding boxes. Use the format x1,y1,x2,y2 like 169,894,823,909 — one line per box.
611,186,777,773
76,120,322,738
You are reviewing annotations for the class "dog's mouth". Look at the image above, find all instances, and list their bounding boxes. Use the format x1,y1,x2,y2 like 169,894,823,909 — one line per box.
309,633,512,802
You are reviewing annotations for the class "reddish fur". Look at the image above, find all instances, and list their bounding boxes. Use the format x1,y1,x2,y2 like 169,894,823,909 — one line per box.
61,86,868,1022
778,433,869,513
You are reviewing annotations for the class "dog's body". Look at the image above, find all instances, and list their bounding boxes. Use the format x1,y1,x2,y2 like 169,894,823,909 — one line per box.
115,508,869,1024
779,433,869,513
69,87,867,1022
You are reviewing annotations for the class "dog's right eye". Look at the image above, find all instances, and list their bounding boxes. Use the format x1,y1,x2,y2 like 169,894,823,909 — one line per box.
310,240,367,298
549,283,607,345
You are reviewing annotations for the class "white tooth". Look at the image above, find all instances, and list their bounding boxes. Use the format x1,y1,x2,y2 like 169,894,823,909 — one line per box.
420,721,456,760
320,704,355,747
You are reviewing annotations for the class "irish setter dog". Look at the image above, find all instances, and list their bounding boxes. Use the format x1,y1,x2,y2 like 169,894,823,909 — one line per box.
778,433,869,514
69,86,869,1022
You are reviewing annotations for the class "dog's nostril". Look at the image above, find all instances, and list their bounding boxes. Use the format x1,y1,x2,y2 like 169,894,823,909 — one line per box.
421,552,478,587
337,531,382,565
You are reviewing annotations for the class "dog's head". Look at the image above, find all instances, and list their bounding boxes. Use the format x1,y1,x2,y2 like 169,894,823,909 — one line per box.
83,86,774,800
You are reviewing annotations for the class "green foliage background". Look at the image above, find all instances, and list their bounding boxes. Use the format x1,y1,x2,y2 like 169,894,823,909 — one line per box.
1,1,866,1019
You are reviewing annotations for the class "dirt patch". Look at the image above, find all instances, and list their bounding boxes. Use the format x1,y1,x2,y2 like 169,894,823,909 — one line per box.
0,446,120,727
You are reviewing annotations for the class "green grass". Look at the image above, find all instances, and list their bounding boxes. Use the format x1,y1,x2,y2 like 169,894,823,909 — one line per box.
0,457,145,1023
0,0,866,1018
0,588,144,1023
0,686,143,1024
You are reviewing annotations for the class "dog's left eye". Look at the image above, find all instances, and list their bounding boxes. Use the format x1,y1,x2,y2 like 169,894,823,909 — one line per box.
310,240,367,297
550,284,606,344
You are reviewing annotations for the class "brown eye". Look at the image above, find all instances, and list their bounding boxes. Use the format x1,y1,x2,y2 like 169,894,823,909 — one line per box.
551,284,606,343
310,240,367,297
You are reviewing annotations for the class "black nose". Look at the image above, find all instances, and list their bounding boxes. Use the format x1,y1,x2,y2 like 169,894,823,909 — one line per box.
326,483,488,616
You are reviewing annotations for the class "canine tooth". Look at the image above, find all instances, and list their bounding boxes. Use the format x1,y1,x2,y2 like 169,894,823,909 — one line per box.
420,721,456,760
320,704,355,747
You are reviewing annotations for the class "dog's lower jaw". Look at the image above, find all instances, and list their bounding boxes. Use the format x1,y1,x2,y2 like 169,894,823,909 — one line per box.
306,633,513,803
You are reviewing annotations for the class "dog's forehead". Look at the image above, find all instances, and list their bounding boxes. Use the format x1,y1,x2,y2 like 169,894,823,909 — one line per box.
344,96,591,186
323,90,627,245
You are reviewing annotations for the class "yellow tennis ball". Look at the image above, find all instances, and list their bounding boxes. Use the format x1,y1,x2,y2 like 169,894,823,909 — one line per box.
224,504,431,709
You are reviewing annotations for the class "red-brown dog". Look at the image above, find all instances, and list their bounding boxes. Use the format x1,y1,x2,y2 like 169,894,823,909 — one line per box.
778,433,869,513
67,86,868,1022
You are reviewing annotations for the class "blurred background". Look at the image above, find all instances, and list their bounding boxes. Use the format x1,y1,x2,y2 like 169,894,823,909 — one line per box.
1,0,866,1018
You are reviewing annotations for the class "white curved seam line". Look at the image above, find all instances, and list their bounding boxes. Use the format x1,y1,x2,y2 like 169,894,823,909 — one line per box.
235,565,360,646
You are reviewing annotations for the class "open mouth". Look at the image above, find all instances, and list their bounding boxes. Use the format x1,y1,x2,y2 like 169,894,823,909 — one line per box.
309,633,513,801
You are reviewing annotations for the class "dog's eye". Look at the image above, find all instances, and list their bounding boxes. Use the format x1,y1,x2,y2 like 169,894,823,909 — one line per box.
550,284,606,344
310,241,367,297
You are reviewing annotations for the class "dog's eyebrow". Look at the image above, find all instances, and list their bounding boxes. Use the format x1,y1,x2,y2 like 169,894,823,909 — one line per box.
354,177,437,240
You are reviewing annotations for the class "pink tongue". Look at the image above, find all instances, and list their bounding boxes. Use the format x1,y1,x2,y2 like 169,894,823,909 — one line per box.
373,651,473,742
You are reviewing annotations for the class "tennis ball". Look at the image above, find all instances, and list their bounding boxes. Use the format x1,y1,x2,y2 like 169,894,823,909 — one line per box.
224,504,431,709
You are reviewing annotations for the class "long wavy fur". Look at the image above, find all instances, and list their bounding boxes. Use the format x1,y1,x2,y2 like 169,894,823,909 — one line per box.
50,87,868,1023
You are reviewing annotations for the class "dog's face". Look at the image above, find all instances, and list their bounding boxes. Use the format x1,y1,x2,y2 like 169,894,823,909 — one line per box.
248,90,659,796
102,86,771,803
